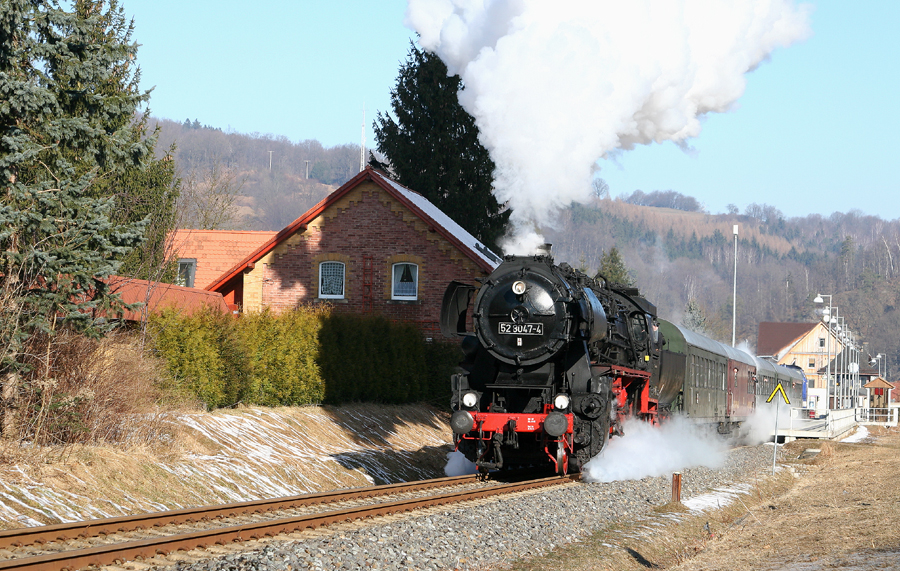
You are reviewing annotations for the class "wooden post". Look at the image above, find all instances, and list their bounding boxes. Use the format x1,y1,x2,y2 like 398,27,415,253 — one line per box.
672,472,682,503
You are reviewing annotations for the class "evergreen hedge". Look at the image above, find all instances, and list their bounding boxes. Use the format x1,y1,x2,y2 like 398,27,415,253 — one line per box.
148,307,460,409
149,309,250,408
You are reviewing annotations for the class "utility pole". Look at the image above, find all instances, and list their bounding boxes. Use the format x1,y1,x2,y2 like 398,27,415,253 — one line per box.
359,104,366,172
732,224,738,347
268,151,273,170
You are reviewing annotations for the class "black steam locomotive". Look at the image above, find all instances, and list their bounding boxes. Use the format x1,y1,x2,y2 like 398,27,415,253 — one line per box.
440,250,806,475
440,250,667,474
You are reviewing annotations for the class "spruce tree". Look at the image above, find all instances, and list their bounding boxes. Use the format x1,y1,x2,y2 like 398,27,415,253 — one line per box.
683,299,709,334
595,247,634,286
373,43,509,252
0,0,151,373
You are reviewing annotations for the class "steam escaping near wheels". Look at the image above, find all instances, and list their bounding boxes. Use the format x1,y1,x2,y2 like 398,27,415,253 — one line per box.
582,417,727,483
444,450,478,477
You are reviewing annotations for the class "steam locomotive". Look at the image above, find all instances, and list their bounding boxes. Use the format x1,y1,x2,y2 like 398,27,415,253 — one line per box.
440,251,805,474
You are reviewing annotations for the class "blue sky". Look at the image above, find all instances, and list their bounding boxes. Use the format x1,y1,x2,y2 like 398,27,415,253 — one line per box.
124,1,900,221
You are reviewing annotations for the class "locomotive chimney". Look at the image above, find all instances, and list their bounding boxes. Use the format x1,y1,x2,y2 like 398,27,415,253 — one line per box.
537,243,552,256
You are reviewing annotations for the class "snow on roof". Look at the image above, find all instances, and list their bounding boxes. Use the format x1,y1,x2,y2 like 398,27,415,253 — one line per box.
379,174,502,270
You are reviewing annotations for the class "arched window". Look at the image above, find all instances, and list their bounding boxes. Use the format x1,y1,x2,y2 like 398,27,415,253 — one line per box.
392,262,418,300
319,261,345,299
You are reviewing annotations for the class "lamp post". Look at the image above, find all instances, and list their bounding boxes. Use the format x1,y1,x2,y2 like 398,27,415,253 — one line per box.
874,353,885,378
832,310,843,409
834,314,846,409
814,294,833,412
732,225,738,347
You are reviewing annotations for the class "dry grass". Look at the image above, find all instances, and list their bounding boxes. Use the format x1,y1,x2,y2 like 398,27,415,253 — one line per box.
0,403,454,528
506,428,900,571
0,331,194,466
508,466,795,571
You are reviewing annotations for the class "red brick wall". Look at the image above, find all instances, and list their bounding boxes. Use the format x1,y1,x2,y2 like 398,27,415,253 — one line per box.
258,183,490,339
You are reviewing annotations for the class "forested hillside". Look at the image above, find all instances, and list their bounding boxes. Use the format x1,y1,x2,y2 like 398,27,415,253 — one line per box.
546,196,900,376
150,118,360,230
151,117,899,378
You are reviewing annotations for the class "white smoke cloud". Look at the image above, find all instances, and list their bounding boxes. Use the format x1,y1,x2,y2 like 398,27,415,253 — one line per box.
405,0,812,252
444,450,478,476
582,416,727,483
740,400,792,445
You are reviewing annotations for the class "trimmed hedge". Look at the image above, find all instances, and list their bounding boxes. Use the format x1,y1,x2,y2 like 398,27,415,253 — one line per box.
149,308,249,408
148,307,460,409
237,308,326,406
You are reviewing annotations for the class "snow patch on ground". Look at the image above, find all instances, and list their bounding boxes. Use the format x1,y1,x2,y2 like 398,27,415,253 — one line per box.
0,405,453,528
841,426,869,443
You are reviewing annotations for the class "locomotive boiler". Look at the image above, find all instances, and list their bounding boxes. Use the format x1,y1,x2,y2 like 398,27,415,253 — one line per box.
440,250,678,474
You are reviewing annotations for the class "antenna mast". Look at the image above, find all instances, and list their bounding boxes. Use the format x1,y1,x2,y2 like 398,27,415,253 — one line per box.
359,104,366,172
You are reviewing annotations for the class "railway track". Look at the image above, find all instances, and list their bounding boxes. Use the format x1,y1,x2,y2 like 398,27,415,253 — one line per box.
0,472,579,571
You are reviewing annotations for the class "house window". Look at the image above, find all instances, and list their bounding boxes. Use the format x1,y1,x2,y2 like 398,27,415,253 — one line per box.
178,259,196,288
319,261,345,299
819,337,826,348
392,262,418,300
809,359,816,369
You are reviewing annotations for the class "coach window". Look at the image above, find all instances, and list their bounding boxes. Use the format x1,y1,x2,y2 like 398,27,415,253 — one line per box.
319,261,345,299
392,262,418,300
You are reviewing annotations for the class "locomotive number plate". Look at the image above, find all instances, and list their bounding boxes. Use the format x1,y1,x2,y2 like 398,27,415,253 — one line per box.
499,322,543,335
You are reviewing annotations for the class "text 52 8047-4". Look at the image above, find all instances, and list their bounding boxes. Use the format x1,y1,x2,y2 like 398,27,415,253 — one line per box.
498,322,543,335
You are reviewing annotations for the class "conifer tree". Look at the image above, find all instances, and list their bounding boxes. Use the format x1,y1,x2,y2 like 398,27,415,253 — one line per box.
595,247,634,286
0,0,151,374
683,299,709,334
373,43,509,252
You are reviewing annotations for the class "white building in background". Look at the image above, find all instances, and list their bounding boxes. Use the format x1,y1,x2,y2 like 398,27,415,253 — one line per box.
757,321,844,415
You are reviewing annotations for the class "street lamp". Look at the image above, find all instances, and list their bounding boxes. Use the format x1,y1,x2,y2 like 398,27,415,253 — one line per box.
832,310,845,409
835,315,846,409
874,353,885,378
814,294,833,411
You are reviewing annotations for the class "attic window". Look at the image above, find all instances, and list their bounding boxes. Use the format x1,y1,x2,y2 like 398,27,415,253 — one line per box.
819,337,826,348
178,259,196,288
319,261,345,299
392,263,418,300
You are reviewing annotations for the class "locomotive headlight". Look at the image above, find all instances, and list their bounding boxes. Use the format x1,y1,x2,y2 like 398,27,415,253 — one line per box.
462,392,478,408
554,394,570,410
512,280,527,295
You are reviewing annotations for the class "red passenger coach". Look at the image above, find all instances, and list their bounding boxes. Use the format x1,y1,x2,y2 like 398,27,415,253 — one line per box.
727,360,757,419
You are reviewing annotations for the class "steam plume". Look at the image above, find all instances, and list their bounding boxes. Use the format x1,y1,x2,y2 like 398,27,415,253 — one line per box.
405,0,811,252
582,417,727,482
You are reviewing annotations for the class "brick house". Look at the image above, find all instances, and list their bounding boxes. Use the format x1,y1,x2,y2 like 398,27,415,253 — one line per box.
203,167,501,339
169,229,278,290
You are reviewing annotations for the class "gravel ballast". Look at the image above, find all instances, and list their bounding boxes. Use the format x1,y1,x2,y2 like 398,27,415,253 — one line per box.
153,444,782,571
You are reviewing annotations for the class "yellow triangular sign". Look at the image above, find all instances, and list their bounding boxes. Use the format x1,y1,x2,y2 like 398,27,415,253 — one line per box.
767,382,790,405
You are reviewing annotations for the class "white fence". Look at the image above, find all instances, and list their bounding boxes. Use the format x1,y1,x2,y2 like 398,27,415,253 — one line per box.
856,407,899,426
779,407,859,439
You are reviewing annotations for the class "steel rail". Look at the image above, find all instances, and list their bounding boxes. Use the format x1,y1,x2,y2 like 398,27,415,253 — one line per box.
0,474,578,571
0,474,479,550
